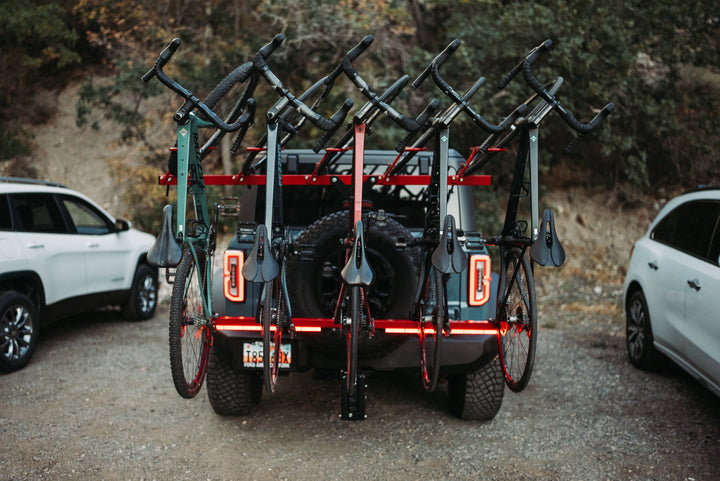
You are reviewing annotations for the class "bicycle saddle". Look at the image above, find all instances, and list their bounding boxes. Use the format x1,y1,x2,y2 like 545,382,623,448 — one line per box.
432,215,468,274
147,204,182,268
341,221,375,287
242,224,279,282
530,208,566,267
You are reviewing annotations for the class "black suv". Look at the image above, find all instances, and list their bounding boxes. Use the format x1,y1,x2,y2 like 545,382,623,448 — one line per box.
208,149,504,420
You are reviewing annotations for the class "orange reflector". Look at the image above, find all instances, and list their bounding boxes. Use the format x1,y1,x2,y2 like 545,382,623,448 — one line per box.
223,250,245,302
468,254,491,306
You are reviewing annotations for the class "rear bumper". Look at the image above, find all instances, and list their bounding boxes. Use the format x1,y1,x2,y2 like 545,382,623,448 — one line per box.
213,316,499,374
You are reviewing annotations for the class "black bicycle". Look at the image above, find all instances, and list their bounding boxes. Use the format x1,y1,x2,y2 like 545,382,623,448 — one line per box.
241,34,353,393
464,39,615,392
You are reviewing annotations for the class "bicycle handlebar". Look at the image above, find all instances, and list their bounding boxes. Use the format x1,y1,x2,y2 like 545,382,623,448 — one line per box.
340,36,430,133
254,33,353,134
142,38,255,132
411,39,460,89
501,39,615,133
414,39,525,134
325,35,374,86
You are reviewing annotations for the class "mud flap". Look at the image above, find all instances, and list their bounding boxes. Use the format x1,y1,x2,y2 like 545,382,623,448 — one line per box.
241,224,279,282
431,215,468,274
147,204,182,268
531,209,566,267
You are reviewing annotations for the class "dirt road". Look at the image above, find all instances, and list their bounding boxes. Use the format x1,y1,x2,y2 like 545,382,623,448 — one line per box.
1,274,719,481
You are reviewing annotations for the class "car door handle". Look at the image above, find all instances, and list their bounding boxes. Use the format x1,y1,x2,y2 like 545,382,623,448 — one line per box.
648,260,658,270
28,243,44,249
87,243,100,248
687,279,701,291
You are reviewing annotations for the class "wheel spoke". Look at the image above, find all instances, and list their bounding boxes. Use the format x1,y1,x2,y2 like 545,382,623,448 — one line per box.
169,249,211,398
496,249,536,392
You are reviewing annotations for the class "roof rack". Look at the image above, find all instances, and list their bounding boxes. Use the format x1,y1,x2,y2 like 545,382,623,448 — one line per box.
0,176,68,188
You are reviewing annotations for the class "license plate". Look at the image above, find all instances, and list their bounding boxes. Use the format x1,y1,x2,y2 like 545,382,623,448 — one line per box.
242,341,291,369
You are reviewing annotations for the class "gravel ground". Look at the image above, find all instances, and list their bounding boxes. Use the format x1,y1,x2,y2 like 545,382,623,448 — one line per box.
1,272,719,481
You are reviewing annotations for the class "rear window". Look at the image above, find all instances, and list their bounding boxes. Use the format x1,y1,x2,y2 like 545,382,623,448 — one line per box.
651,199,720,262
249,151,443,228
13,193,67,233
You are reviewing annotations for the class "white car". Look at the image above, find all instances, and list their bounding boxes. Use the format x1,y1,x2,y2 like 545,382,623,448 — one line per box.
623,187,720,396
0,177,159,372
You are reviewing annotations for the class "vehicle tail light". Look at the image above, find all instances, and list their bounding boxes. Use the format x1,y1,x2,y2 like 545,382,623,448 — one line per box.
468,254,491,306
223,250,245,302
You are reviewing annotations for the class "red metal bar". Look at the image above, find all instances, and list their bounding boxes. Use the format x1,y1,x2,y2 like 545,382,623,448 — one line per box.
214,316,498,336
158,172,491,187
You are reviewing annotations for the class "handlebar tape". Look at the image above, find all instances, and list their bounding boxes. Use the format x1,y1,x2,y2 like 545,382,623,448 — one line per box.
230,100,258,155
142,38,181,83
522,54,614,132
412,39,460,89
394,98,440,152
254,34,287,92
497,39,552,90
325,35,374,86
347,35,374,62
562,105,617,154
312,99,355,152
256,33,286,61
354,75,410,122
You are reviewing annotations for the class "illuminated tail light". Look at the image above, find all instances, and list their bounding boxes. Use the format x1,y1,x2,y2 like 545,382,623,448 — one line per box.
468,254,491,306
223,250,245,302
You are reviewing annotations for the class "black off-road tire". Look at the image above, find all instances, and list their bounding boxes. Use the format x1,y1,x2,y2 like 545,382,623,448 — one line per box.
286,210,419,358
287,210,418,320
0,291,39,373
448,356,505,421
206,347,262,416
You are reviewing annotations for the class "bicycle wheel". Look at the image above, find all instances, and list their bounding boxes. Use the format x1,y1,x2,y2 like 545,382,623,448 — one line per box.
200,62,256,153
169,248,211,398
260,279,283,393
345,285,361,397
169,62,256,174
495,248,537,392
418,267,444,392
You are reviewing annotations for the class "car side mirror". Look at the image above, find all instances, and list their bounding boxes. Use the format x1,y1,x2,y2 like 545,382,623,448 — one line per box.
115,218,131,232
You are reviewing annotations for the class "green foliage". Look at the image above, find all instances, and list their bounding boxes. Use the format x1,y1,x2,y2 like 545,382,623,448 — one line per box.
0,128,32,161
3,0,720,201
421,0,720,191
0,0,83,160
0,0,81,69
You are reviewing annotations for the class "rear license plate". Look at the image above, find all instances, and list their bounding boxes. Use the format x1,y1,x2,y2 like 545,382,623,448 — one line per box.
242,341,291,369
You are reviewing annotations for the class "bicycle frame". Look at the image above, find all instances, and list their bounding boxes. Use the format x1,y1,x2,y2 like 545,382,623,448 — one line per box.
173,113,216,321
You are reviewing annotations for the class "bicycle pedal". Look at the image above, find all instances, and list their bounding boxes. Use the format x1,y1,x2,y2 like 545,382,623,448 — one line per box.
164,267,177,285
219,196,241,217
463,231,485,249
235,222,256,241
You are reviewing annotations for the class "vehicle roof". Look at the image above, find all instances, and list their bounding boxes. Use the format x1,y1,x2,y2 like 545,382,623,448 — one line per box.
0,178,116,222
280,148,465,164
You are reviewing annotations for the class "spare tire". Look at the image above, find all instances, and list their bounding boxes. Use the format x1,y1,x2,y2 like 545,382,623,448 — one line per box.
287,210,419,321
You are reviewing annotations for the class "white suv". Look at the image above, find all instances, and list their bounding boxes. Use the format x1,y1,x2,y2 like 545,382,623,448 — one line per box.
623,186,720,396
0,178,159,372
